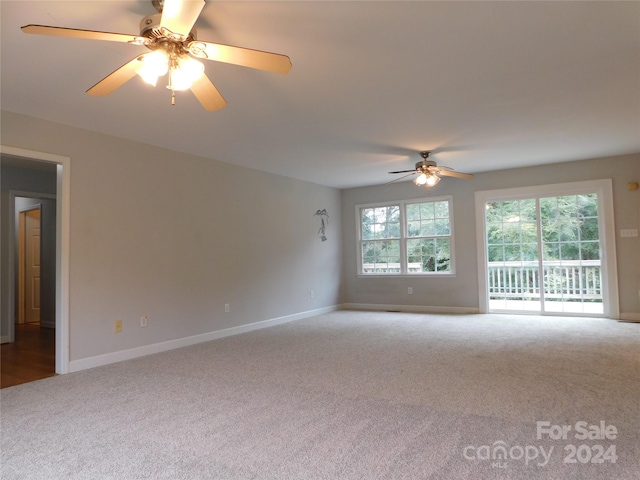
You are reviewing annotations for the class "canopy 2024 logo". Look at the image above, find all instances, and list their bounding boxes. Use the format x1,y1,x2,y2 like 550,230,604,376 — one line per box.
463,421,618,469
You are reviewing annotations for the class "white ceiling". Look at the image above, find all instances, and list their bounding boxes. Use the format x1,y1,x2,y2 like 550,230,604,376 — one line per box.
2,1,639,189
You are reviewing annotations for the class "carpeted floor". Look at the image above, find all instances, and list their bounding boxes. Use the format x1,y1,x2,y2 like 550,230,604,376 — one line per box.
1,311,638,479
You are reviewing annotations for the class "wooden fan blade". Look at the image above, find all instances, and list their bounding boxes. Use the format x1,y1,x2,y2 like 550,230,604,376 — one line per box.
161,0,205,39
190,74,227,111
384,172,417,185
388,169,418,174
190,41,292,74
21,25,138,43
437,169,474,179
86,56,143,96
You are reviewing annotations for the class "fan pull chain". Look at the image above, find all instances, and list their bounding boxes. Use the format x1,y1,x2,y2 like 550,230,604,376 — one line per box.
167,63,176,105
167,54,177,106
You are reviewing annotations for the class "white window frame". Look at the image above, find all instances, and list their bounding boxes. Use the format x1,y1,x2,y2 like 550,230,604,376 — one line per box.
356,195,456,277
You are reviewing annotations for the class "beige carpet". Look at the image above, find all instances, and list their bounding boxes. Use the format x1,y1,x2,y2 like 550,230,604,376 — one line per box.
1,311,638,479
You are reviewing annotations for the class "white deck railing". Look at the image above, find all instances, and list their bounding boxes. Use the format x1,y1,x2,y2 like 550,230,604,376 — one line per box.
362,263,423,274
362,260,602,304
488,260,602,301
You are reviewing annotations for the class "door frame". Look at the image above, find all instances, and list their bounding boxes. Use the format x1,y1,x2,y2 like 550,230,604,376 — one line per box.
2,145,71,374
474,179,620,318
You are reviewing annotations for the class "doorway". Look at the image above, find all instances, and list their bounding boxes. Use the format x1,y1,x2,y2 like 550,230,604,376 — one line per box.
14,196,57,330
2,196,56,388
0,146,71,378
475,179,619,318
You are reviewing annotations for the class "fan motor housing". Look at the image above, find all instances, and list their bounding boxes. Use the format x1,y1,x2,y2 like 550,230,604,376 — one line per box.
416,160,437,170
139,13,197,42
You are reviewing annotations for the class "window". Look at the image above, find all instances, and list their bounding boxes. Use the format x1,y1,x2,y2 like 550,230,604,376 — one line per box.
358,196,454,275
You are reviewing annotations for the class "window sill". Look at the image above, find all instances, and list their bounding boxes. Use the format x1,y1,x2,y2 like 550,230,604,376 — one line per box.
357,273,457,278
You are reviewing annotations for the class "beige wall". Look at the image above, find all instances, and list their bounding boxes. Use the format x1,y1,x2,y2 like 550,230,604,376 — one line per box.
1,110,342,362
341,154,640,319
2,107,638,370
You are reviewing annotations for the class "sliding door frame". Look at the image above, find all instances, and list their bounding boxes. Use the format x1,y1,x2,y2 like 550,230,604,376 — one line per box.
475,179,619,319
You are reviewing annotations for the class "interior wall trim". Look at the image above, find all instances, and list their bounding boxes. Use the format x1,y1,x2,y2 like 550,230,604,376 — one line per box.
68,305,339,373
340,303,480,315
620,313,640,322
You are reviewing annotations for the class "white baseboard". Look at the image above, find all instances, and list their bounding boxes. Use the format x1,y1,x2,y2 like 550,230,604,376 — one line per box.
340,303,480,315
1,335,10,344
619,312,640,323
68,306,338,373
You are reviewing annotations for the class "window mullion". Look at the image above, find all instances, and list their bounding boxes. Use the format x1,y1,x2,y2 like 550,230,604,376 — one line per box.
535,197,546,313
400,203,408,275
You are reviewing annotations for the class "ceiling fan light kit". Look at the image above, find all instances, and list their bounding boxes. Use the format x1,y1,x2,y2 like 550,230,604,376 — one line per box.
414,171,440,187
21,0,292,111
135,12,205,100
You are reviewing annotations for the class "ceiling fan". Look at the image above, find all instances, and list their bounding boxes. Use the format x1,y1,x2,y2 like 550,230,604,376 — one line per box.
388,151,474,187
21,0,292,111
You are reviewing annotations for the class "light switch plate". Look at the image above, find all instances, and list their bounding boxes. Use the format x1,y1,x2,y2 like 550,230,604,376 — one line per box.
620,229,638,238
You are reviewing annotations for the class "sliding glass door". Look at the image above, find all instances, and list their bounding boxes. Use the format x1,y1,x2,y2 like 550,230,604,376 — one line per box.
476,180,618,317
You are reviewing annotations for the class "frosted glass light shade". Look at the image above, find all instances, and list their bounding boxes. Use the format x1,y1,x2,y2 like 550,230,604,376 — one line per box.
169,56,205,91
136,51,169,86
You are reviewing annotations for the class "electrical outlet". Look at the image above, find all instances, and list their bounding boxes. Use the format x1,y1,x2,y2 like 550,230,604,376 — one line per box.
114,320,122,333
224,304,230,313
408,287,413,294
140,315,148,327
310,290,315,299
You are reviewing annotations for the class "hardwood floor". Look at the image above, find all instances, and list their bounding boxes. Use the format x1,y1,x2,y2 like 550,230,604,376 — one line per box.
1,323,56,388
